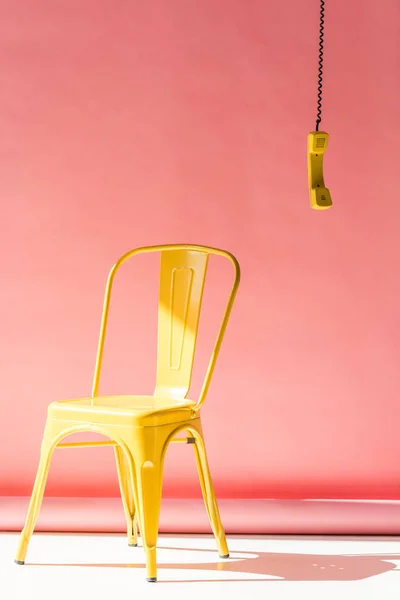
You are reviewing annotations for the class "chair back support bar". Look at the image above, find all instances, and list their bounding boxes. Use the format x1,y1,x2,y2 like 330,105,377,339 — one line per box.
91,244,240,412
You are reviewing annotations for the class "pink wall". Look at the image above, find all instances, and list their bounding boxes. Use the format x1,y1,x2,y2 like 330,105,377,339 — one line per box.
1,0,400,502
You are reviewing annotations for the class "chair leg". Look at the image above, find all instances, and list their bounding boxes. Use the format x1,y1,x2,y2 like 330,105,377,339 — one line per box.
124,433,165,583
114,445,138,546
192,430,229,558
135,460,164,582
15,423,55,565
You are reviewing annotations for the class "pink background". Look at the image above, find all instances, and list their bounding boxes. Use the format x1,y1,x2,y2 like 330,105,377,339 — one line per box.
1,0,400,508
4,498,400,535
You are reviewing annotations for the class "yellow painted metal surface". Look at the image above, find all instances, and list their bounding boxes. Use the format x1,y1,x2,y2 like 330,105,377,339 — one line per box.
308,131,332,210
15,244,240,582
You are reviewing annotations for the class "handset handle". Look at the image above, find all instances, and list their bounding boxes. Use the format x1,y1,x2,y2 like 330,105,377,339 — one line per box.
307,131,332,210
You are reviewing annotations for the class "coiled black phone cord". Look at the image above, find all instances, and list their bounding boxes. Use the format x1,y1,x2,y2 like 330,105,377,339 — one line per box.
315,0,325,131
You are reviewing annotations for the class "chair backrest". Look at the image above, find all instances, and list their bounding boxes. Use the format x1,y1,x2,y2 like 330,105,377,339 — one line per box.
91,244,240,412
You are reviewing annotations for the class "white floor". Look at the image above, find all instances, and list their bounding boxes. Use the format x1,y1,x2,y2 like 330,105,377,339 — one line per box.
2,533,400,599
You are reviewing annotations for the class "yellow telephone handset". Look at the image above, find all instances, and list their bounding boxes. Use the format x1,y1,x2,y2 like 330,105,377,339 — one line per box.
307,131,332,210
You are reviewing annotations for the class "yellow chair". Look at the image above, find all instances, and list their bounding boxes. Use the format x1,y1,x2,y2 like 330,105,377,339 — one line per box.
15,244,241,582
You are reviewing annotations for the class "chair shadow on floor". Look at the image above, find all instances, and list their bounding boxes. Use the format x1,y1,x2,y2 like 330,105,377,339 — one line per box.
27,545,400,583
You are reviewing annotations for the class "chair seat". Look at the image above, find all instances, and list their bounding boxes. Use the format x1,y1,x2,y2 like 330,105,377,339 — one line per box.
48,395,196,427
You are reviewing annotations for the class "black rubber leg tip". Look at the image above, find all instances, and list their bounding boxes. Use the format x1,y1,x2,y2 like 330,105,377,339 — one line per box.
147,577,157,583
128,543,138,547
14,560,25,565
219,553,230,559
